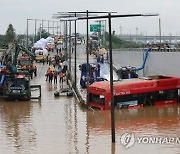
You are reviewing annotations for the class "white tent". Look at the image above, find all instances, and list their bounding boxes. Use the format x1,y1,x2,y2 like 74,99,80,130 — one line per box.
39,38,48,44
33,41,46,49
46,37,54,43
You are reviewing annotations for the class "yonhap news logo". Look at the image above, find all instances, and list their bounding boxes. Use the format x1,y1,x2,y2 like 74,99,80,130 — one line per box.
120,132,180,148
120,133,135,148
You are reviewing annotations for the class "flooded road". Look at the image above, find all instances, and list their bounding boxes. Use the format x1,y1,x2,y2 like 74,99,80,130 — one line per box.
0,47,180,154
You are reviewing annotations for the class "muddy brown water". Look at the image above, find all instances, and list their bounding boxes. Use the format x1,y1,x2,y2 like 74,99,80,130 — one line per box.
0,48,180,153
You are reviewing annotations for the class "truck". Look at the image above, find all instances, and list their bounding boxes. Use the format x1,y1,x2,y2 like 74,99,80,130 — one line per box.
35,49,48,62
1,43,41,100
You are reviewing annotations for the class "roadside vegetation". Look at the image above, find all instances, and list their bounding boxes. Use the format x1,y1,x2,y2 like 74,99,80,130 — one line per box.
0,24,140,49
101,32,140,49
0,24,50,49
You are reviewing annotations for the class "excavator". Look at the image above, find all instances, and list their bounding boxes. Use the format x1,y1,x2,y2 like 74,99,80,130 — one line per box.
1,43,41,100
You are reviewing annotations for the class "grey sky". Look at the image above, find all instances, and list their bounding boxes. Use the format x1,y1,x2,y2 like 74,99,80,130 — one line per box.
1,0,180,36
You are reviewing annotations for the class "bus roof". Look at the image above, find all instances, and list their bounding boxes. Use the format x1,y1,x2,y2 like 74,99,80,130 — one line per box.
89,75,180,95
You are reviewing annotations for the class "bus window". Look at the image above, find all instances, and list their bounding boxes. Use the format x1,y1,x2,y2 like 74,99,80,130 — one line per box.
89,93,105,105
157,89,178,101
114,94,139,108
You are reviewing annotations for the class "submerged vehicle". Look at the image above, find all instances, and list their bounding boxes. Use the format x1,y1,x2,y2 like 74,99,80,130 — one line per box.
88,75,180,110
1,43,41,100
0,65,6,96
3,73,31,100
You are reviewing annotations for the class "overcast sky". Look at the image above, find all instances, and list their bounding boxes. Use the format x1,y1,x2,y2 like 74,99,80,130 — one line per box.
1,0,180,36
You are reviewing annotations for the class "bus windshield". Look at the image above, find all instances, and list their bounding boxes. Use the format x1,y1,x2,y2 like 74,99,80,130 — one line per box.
89,93,105,105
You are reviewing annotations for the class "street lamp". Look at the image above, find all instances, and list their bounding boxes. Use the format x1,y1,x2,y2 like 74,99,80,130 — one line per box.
68,11,116,105
77,12,159,143
53,11,114,93
27,19,56,46
26,18,34,47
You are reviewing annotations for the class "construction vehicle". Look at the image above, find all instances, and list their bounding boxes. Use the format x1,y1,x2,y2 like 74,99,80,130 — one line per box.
1,43,41,101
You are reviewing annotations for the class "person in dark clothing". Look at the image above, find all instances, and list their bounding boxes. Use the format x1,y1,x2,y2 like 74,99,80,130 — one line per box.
53,71,58,84
49,57,52,66
29,65,34,79
59,72,64,88
56,48,59,55
34,65,37,77
42,57,45,65
46,55,49,64
48,71,53,83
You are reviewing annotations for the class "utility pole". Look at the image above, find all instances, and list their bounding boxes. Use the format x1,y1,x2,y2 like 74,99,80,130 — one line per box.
26,19,29,47
86,10,90,105
77,12,159,143
35,19,37,42
159,18,162,44
108,13,115,143
74,13,77,89
69,20,72,76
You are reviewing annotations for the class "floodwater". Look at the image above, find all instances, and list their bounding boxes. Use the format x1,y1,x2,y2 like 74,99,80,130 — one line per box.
0,48,180,154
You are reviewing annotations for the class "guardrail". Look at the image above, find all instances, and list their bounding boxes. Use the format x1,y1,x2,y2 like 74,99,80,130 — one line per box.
113,48,180,52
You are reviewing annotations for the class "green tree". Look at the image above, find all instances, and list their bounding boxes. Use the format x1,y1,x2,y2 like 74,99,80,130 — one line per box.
35,28,50,41
5,24,16,44
102,32,140,49
0,35,5,47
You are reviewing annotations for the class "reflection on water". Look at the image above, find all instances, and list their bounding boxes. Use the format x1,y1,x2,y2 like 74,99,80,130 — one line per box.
86,105,180,154
87,105,180,135
0,60,180,153
0,101,37,154
0,99,180,153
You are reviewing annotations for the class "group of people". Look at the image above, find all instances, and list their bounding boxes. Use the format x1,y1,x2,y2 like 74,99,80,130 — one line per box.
45,62,68,87
20,65,37,79
42,53,65,67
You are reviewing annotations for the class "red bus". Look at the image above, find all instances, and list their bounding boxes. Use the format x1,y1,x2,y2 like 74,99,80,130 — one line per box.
88,75,180,110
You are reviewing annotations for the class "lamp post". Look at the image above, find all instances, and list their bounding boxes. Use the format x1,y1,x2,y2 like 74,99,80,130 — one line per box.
86,10,90,105
53,11,115,92
74,13,77,89
58,17,77,88
26,18,33,47
77,12,159,143
35,19,37,43
69,20,72,76
27,18,57,46
108,13,115,142
26,19,29,47
159,18,162,44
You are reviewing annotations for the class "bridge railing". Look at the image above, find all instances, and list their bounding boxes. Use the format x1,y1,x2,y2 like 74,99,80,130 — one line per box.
113,48,180,52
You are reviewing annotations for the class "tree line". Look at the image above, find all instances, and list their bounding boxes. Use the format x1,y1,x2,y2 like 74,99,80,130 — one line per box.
0,24,140,49
0,24,50,49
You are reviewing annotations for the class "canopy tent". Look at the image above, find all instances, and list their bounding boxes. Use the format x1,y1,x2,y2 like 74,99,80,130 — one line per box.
33,41,46,49
39,38,48,44
46,37,55,43
33,37,55,49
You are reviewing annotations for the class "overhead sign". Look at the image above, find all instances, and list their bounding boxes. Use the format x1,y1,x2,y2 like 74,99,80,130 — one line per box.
90,24,101,32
